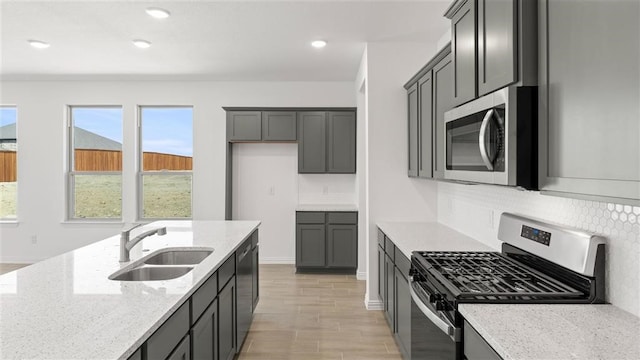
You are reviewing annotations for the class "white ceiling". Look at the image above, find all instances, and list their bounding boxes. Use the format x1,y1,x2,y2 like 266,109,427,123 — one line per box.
0,0,451,81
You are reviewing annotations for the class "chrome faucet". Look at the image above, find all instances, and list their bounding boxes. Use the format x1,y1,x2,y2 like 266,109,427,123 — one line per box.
119,224,167,262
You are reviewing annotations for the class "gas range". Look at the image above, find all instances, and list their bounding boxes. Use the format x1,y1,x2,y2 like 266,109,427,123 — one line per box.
408,213,606,359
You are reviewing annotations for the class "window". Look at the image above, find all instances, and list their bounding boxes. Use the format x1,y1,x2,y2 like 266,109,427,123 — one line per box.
68,107,123,219
139,107,193,219
0,106,17,220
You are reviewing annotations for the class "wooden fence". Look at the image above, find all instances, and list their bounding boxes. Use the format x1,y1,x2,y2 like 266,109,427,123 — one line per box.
0,149,193,182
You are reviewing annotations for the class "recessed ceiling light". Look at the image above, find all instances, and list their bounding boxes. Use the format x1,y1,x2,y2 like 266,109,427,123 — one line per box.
28,40,50,49
311,40,327,48
132,39,152,49
146,7,171,19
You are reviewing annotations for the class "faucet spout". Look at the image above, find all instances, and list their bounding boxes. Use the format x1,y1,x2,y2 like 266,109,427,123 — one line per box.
119,225,167,262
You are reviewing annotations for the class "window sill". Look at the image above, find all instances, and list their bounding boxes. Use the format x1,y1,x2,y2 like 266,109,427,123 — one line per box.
61,220,125,226
0,220,19,227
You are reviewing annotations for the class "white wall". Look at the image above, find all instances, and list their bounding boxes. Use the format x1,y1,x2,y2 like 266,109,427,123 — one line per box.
360,42,441,308
438,182,640,317
0,80,355,263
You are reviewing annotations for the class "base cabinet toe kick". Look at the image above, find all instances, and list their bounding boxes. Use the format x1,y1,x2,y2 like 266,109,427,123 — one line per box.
127,230,259,360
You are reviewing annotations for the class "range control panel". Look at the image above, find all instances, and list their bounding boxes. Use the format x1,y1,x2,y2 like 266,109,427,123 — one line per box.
521,225,551,246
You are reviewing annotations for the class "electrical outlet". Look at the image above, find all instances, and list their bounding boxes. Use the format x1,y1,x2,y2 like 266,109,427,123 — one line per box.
322,186,329,195
488,210,495,229
30,235,37,244
268,186,275,196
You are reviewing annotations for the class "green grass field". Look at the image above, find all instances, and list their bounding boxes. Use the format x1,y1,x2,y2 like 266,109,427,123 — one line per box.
0,175,191,219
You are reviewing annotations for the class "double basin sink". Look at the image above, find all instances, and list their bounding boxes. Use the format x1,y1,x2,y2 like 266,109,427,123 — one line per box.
110,248,214,281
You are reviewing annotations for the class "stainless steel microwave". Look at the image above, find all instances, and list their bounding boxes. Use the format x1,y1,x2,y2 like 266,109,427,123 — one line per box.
444,86,538,190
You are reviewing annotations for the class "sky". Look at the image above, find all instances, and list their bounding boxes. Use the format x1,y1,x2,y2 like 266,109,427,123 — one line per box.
0,107,17,127
72,107,193,157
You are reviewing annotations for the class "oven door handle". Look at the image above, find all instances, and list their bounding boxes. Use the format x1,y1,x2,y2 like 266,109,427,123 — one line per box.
409,283,460,342
479,109,495,171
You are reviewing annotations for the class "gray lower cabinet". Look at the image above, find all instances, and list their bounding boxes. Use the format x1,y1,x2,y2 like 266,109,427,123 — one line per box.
227,111,262,141
432,52,453,180
449,0,477,107
378,244,386,310
167,334,191,360
298,111,356,174
464,320,502,360
539,0,640,205
127,348,142,360
296,211,357,272
219,276,237,360
384,251,395,330
146,302,190,360
191,299,218,360
394,267,411,359
407,83,419,177
262,111,297,141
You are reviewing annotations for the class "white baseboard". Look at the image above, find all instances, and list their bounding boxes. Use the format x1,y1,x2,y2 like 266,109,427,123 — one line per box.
259,257,295,265
366,299,384,310
356,271,366,280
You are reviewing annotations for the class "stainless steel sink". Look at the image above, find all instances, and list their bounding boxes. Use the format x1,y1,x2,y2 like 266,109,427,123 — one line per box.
109,266,194,281
143,249,214,265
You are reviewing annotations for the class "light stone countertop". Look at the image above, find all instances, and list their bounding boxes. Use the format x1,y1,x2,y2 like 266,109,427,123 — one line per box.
296,204,358,212
0,220,260,360
376,221,494,258
459,304,640,360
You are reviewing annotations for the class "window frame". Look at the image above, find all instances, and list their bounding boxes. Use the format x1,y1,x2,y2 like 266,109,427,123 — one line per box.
67,105,123,221
0,105,18,221
137,105,193,221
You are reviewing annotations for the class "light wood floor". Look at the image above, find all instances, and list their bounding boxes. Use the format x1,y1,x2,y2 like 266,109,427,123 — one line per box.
238,265,401,360
0,263,28,275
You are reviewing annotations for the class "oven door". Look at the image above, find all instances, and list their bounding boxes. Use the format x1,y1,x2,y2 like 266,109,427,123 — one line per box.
444,87,512,186
410,277,461,360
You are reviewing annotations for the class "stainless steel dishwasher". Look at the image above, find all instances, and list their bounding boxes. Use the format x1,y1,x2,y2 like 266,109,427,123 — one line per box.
236,237,253,350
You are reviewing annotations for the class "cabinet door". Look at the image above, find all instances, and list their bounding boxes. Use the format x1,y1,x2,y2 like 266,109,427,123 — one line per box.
167,335,190,360
218,277,236,360
146,302,190,360
326,224,357,268
540,0,640,203
296,224,326,267
227,111,262,141
451,0,477,106
378,246,386,307
191,299,218,360
127,348,141,360
407,83,419,177
464,321,501,360
384,254,395,331
394,267,411,360
418,71,433,179
252,246,259,311
477,0,517,96
327,111,356,173
433,52,453,180
262,111,297,141
298,112,326,173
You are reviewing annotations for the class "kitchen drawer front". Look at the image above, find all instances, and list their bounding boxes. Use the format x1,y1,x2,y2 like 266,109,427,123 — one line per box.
377,229,385,250
296,212,325,224
327,212,357,224
218,255,236,292
191,271,218,324
384,238,395,261
146,301,190,360
464,320,501,360
394,250,411,277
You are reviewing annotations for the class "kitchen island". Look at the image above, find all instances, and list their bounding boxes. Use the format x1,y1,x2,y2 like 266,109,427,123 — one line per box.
0,220,260,360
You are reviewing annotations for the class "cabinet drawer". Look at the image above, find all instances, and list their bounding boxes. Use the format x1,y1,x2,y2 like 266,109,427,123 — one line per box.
384,238,395,261
296,212,325,224
191,271,218,324
327,212,357,224
394,250,411,277
464,320,501,360
146,301,190,360
218,255,236,292
377,229,385,250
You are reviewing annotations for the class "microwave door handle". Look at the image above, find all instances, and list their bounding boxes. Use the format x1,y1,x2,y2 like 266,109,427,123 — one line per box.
479,109,495,171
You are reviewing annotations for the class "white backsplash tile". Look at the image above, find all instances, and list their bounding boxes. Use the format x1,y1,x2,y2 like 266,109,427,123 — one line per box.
438,182,640,317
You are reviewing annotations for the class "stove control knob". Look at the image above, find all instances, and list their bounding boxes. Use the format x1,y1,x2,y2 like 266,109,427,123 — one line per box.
429,293,442,303
434,300,447,311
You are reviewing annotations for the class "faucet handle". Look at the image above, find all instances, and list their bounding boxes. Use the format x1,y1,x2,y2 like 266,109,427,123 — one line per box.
122,223,144,234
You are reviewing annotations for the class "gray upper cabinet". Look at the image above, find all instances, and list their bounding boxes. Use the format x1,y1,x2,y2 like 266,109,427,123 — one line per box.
298,112,327,173
432,53,453,180
227,111,262,141
418,71,433,179
407,83,419,177
262,111,297,141
449,0,477,107
327,112,356,173
477,0,517,96
539,0,640,205
298,111,356,174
